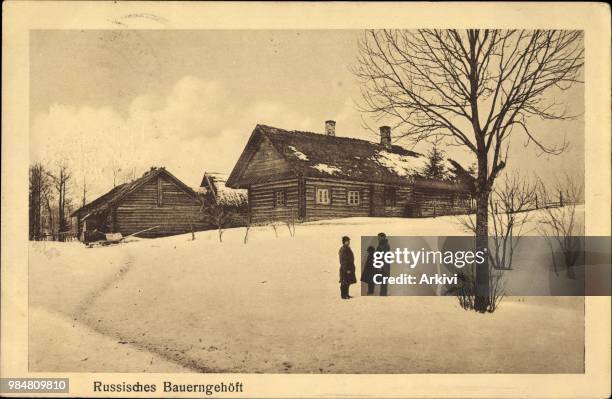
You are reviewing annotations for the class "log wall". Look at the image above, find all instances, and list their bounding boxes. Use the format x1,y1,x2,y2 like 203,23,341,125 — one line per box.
240,137,294,184
370,184,414,218
303,178,371,221
247,177,472,224
410,187,473,217
249,179,300,224
115,176,208,237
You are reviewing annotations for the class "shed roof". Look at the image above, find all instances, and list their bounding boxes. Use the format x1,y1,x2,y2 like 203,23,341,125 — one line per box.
199,172,248,207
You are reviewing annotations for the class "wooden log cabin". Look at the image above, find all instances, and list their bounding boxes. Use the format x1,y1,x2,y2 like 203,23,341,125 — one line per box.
226,122,474,224
72,167,208,241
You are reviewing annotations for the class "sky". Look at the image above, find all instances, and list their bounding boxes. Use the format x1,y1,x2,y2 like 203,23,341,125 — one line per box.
30,30,584,201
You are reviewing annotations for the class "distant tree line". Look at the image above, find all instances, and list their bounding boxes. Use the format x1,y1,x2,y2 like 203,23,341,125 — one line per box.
29,162,77,241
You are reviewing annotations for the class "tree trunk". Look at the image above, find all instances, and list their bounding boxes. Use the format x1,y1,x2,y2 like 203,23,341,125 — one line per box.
46,198,54,240
474,177,491,312
58,181,65,241
29,166,45,240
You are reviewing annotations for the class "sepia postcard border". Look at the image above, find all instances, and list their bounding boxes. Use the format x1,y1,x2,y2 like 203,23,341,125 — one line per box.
2,2,610,398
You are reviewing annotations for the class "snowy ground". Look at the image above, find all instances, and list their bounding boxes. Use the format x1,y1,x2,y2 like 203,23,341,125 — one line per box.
29,209,584,373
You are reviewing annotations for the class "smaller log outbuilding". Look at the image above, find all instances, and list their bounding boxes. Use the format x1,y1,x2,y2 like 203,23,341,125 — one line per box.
72,167,207,241
198,172,249,227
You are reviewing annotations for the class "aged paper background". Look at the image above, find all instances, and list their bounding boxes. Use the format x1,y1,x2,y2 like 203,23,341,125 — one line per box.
2,2,610,398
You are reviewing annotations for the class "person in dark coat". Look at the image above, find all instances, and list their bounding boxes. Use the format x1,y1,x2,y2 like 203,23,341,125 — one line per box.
377,232,391,296
360,246,377,295
339,236,357,299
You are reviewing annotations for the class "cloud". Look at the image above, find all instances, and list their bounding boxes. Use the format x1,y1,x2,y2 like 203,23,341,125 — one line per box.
31,76,313,200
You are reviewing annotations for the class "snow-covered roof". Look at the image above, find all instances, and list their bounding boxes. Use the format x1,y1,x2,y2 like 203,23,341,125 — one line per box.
312,163,343,175
288,145,309,161
200,172,248,207
227,124,470,190
373,150,428,178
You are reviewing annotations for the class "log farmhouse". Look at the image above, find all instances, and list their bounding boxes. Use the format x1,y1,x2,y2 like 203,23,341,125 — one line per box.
226,121,474,224
72,167,207,241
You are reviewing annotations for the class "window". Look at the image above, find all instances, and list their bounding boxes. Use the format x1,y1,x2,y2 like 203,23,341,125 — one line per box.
347,190,360,205
384,187,397,206
274,190,286,207
316,188,330,205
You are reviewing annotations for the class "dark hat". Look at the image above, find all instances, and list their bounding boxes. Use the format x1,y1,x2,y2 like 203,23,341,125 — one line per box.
342,236,351,243
377,232,387,238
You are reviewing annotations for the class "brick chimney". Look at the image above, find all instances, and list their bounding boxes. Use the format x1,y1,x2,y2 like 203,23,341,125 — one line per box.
325,120,336,136
380,126,391,150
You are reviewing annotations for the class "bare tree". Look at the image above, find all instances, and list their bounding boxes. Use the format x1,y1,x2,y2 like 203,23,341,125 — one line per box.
201,202,231,243
459,172,537,269
124,167,136,184
113,166,137,186
243,222,251,244
285,210,297,237
456,172,536,311
47,163,72,241
456,263,505,313
537,174,584,279
29,163,52,240
189,219,196,241
112,170,119,187
489,173,537,270
45,195,55,240
82,176,87,208
354,29,583,311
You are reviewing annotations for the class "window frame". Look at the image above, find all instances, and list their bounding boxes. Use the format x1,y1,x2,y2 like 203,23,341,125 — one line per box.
347,190,360,206
315,187,331,205
274,190,287,207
